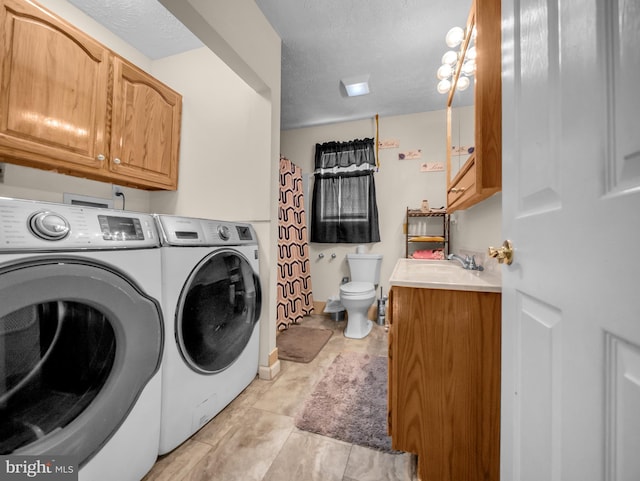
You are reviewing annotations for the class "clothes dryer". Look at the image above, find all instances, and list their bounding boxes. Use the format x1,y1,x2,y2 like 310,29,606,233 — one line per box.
0,197,163,481
154,214,261,455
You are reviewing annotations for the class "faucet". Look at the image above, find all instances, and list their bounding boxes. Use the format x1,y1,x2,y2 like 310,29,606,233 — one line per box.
447,253,484,271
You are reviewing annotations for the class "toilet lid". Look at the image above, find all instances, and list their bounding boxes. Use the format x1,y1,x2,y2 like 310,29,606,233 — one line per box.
340,282,375,295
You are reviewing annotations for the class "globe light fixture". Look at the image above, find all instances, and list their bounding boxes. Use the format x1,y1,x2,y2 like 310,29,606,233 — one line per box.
436,25,475,95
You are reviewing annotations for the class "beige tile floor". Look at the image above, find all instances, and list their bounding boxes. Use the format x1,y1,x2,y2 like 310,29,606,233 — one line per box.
143,314,416,481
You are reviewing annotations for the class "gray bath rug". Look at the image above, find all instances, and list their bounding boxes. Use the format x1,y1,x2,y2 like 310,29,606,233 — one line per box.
277,325,333,363
294,351,397,453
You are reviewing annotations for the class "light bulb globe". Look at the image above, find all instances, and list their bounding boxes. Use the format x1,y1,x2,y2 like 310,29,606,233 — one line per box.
437,64,453,80
442,50,458,66
457,76,470,91
462,60,476,76
437,79,451,94
445,27,465,48
467,46,477,60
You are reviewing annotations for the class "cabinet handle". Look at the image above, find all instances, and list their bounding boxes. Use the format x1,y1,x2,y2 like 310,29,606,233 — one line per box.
451,187,466,193
97,154,105,161
113,158,121,164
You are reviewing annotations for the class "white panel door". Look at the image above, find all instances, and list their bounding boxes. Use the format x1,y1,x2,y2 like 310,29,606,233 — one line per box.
501,0,640,480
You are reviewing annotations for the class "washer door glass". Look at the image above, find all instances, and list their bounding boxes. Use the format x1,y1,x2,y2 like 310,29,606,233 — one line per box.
1,302,114,454
0,258,162,465
177,249,260,374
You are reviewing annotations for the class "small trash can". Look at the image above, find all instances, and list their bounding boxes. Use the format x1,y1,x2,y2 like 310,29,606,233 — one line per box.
324,295,345,322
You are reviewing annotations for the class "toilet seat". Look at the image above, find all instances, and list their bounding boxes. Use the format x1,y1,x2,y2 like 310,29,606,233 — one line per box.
340,281,375,299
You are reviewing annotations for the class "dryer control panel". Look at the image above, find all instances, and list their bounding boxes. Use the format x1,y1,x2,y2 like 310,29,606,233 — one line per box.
155,214,257,247
0,197,159,251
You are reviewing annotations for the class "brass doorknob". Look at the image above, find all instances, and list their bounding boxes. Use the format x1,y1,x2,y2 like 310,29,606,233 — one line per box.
488,240,514,265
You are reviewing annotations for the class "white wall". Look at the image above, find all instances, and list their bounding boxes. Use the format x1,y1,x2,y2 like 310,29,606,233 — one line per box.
281,110,503,302
450,192,502,272
148,48,271,222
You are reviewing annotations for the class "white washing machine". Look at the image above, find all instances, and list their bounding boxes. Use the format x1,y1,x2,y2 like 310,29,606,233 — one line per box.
0,197,163,481
154,214,261,455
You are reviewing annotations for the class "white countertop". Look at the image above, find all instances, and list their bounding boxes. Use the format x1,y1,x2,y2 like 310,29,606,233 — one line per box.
389,258,502,293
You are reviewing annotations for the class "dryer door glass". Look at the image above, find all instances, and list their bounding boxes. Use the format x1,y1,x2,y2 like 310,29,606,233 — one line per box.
178,250,261,374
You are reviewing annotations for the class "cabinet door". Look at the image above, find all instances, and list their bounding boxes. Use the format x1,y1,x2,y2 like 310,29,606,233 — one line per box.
110,58,181,190
0,0,109,171
391,286,501,481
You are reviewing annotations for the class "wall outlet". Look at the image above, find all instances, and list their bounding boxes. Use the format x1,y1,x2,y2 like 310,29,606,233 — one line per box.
111,185,123,197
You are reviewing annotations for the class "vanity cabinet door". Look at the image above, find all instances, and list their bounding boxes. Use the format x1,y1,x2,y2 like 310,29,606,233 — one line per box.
109,58,182,190
389,285,501,481
387,288,395,436
0,0,109,173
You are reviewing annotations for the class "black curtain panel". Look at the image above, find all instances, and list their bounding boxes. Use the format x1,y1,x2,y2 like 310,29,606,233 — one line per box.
311,139,380,243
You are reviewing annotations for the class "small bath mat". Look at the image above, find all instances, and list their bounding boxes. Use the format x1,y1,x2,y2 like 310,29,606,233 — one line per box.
277,325,333,363
294,351,396,453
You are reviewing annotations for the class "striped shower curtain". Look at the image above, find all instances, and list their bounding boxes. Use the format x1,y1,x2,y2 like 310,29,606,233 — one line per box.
277,157,313,330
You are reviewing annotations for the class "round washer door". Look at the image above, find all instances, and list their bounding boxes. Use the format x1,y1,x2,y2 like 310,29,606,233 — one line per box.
0,257,163,465
176,249,261,374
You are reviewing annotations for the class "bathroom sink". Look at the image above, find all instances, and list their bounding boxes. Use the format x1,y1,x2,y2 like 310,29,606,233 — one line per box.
404,260,461,274
389,258,501,293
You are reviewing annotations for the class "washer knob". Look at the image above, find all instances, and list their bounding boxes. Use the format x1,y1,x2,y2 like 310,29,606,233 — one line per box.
28,211,70,240
217,224,230,241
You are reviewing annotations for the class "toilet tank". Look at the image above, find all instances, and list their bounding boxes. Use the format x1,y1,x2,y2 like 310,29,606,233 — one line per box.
346,253,383,284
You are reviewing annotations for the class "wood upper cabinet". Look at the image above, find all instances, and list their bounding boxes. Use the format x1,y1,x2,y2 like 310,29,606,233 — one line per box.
0,0,181,190
388,285,501,481
0,0,109,171
446,0,501,212
109,58,181,189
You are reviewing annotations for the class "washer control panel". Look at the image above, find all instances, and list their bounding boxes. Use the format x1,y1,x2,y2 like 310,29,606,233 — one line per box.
155,214,256,247
0,197,159,250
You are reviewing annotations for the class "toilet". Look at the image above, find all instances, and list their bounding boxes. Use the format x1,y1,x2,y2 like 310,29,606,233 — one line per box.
339,251,383,339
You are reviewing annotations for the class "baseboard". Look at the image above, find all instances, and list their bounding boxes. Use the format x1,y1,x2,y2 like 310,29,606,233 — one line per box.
313,300,378,322
313,300,326,314
258,360,281,380
268,347,278,366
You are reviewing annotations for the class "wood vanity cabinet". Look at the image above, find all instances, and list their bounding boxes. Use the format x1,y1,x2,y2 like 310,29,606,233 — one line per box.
387,285,501,481
0,0,182,190
446,0,501,212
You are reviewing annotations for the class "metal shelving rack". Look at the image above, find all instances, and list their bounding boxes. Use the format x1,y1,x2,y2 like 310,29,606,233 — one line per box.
404,207,450,258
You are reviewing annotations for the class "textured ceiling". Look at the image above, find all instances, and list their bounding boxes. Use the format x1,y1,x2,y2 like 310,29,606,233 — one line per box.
254,0,471,130
67,0,472,131
66,0,203,59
